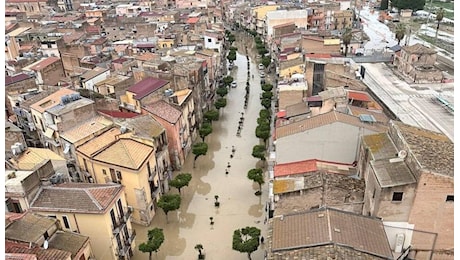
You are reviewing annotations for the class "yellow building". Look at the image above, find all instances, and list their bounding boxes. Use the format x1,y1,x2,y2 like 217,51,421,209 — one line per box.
252,5,280,34
29,183,135,260
76,127,159,226
279,57,305,80
157,37,175,49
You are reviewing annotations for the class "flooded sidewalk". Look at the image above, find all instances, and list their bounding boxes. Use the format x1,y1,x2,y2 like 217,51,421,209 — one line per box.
132,50,270,260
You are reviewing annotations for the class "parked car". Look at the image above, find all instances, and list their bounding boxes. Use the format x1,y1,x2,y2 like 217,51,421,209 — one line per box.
260,72,265,78
258,64,264,70
231,81,237,88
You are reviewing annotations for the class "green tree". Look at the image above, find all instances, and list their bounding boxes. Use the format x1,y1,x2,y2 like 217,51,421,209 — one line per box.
254,37,262,44
261,84,273,92
435,8,445,41
247,168,265,195
229,46,238,51
262,91,273,100
199,122,212,142
227,51,236,63
228,34,236,43
255,123,270,143
257,116,270,125
139,228,165,260
232,227,261,260
394,23,406,45
380,0,389,10
392,0,425,11
192,142,208,168
261,98,271,109
258,48,268,56
215,98,227,110
261,56,271,68
223,76,234,86
204,109,219,122
252,145,266,162
342,28,353,57
169,173,192,194
158,194,181,223
216,87,228,97
259,109,271,120
195,244,205,259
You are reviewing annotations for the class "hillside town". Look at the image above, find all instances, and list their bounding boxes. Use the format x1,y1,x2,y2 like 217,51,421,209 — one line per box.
4,0,454,260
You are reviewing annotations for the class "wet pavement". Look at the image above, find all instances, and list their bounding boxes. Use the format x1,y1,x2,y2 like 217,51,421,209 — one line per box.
132,48,270,259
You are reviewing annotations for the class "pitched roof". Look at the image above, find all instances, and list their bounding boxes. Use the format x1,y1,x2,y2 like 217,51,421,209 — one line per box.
144,100,182,124
59,116,113,143
275,110,387,139
29,57,60,71
187,17,200,24
29,88,76,113
5,73,32,86
271,208,393,259
47,231,89,259
77,127,121,157
80,66,109,81
5,213,58,243
402,43,437,54
128,77,169,100
347,90,371,102
274,159,317,177
10,148,64,170
30,183,124,213
391,121,453,177
93,139,153,169
6,241,71,260
119,115,165,139
98,110,139,119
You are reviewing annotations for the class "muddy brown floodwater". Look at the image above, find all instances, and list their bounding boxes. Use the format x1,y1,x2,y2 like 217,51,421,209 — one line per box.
132,50,270,260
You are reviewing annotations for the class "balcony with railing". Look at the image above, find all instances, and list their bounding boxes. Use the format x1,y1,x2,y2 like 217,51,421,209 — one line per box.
118,206,133,224
125,229,137,246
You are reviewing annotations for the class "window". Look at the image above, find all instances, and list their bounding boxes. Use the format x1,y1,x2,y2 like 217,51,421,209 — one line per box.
43,231,49,240
6,199,22,213
116,170,122,180
446,195,454,202
102,169,107,175
47,42,52,48
392,192,403,202
208,38,212,43
48,215,56,219
62,215,70,229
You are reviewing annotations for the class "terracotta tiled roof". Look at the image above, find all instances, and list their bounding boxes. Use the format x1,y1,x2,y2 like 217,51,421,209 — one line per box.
391,121,453,177
62,32,86,44
305,53,332,59
30,183,124,213
5,73,32,86
98,110,139,119
120,115,165,139
6,241,71,260
187,17,200,24
128,77,169,100
144,100,181,124
348,106,389,125
10,148,64,170
48,231,89,259
347,90,371,102
5,213,58,243
271,208,393,259
29,88,76,113
136,52,157,61
60,116,113,144
29,57,60,71
274,159,317,177
93,139,153,169
275,110,387,139
77,127,121,157
402,43,437,54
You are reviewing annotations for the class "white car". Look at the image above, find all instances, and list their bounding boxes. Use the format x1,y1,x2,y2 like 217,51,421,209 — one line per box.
258,64,264,70
260,72,265,78
231,81,237,88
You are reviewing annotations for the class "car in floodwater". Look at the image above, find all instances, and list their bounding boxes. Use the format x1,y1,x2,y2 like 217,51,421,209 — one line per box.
231,81,237,88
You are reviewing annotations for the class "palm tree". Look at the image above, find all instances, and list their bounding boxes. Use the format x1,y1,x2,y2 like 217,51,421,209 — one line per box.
435,8,445,41
394,23,406,45
342,28,353,57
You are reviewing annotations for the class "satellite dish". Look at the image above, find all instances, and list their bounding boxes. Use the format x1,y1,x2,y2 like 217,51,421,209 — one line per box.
43,240,49,249
398,150,407,159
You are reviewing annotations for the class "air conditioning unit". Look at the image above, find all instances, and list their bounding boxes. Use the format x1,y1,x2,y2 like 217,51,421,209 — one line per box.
182,141,187,148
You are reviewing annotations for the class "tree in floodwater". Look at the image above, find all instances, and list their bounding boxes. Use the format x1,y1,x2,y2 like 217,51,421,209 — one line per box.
232,226,261,260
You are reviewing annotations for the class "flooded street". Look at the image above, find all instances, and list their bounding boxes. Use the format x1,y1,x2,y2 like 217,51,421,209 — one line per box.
132,48,270,259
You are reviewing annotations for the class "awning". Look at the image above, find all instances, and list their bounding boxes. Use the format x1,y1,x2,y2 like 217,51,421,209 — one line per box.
44,128,55,139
